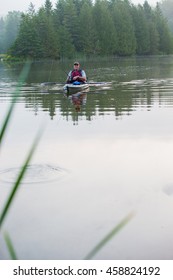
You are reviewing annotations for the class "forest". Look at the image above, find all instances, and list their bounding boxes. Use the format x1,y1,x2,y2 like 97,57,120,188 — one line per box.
0,0,173,59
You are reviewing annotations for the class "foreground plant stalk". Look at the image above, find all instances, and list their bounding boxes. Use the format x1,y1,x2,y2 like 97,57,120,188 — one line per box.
84,212,134,260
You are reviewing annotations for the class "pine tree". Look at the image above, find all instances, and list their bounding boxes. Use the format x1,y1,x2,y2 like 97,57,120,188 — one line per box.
131,5,150,54
57,26,75,58
111,0,136,55
63,0,81,52
10,13,42,58
143,1,159,54
93,0,117,55
36,5,59,58
45,0,53,15
54,0,66,26
79,1,97,55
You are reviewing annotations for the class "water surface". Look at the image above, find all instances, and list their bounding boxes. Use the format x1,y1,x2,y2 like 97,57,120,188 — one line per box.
0,56,173,259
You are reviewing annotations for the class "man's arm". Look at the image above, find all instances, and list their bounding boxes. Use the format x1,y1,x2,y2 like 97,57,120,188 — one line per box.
76,70,86,82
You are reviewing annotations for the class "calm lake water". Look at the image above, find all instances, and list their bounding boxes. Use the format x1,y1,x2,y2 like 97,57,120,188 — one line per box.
0,56,173,260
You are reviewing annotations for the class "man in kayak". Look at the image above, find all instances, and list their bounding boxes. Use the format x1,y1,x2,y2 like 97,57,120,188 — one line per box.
66,62,87,84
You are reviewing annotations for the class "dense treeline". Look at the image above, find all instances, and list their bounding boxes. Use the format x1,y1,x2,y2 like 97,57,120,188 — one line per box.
1,0,173,59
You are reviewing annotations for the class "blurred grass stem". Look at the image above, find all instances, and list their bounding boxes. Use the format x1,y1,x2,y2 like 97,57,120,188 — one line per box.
84,212,134,260
4,232,18,260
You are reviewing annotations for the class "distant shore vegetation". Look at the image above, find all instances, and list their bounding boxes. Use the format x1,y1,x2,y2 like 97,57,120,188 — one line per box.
0,0,173,60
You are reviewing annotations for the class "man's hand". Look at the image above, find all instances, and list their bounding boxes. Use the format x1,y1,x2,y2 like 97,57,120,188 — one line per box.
73,76,79,80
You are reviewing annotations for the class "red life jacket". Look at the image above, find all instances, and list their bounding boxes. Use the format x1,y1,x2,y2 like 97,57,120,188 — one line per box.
71,69,82,80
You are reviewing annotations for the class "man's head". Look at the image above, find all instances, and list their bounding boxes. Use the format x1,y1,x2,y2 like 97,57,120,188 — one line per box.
73,62,80,69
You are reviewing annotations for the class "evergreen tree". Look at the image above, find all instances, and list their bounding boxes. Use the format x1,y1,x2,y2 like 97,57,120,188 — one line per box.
143,0,152,20
143,1,159,54
57,26,75,58
79,1,98,55
149,21,160,54
111,0,136,55
10,13,42,58
63,0,81,52
36,3,59,58
131,4,150,55
54,0,66,26
28,2,36,16
93,0,117,55
73,0,84,16
45,0,53,15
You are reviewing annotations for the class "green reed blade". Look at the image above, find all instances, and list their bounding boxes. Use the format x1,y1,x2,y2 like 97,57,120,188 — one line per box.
0,62,31,145
4,231,18,260
84,212,134,260
0,131,41,229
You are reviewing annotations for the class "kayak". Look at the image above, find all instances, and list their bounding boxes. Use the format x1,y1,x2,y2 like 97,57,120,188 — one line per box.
63,83,89,94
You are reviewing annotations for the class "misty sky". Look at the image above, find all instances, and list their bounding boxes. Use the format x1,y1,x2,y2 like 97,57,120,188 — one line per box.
2,0,160,15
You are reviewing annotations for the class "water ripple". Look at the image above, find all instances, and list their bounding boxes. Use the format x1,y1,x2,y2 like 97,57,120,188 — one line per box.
0,164,68,185
120,78,173,90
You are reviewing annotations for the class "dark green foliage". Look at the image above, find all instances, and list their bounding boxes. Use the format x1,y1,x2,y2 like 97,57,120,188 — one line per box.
93,0,117,55
10,13,43,58
131,5,150,55
63,0,81,51
57,26,75,58
5,0,173,59
37,7,59,58
44,0,53,16
111,0,136,55
79,2,96,55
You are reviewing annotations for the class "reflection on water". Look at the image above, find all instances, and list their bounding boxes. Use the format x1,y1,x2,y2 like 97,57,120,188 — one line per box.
1,56,173,260
2,77,173,121
66,92,87,112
